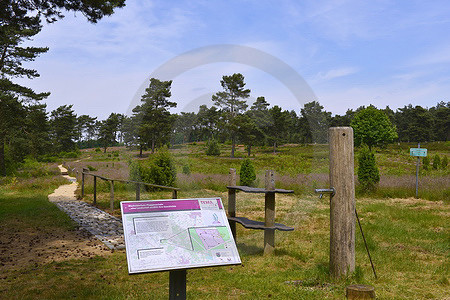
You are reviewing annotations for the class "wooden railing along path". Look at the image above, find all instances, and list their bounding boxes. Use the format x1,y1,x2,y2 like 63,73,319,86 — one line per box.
63,163,179,211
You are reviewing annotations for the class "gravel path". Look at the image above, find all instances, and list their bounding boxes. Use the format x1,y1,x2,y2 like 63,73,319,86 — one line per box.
48,165,125,250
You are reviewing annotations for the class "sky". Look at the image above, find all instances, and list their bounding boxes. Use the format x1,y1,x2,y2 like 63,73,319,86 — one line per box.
18,0,450,120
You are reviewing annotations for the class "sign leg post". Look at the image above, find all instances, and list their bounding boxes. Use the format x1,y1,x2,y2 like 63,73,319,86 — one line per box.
415,143,420,199
169,270,186,300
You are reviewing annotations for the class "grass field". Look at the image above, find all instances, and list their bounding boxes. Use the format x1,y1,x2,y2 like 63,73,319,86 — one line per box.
0,142,449,299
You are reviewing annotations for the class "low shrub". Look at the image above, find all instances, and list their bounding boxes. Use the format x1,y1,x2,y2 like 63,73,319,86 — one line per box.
357,144,380,192
95,148,101,153
15,158,53,178
182,164,191,175
129,147,176,187
432,154,441,170
441,155,448,169
86,165,97,172
422,156,430,171
240,158,256,186
206,139,220,156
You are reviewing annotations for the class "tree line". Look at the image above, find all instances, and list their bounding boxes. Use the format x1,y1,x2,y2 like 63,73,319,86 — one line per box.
1,74,449,175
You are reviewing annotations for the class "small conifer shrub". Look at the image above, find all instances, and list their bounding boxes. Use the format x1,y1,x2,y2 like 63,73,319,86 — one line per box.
206,139,221,156
240,158,256,186
432,154,441,170
357,144,380,192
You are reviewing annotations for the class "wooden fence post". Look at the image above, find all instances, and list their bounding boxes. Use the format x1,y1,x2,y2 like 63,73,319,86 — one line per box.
110,180,114,211
81,172,85,198
228,168,237,239
136,183,140,200
329,127,355,278
93,175,97,206
264,170,276,255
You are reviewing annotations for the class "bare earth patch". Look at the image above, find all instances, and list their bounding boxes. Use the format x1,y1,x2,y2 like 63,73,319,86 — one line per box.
0,220,111,273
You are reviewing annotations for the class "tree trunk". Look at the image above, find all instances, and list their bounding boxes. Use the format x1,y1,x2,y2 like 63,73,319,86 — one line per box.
273,141,277,154
151,139,155,153
247,144,251,157
0,134,5,176
139,144,143,157
103,146,107,153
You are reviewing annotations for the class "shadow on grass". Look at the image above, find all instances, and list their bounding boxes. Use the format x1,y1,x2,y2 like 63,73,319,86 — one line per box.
236,242,263,255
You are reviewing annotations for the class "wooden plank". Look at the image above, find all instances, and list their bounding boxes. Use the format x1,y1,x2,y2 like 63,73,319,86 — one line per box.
329,127,355,278
228,217,293,231
226,186,293,194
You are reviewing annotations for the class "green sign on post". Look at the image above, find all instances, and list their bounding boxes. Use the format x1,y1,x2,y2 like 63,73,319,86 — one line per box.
410,145,427,198
410,148,427,157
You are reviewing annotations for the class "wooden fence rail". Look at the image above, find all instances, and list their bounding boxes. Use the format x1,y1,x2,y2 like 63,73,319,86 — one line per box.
64,164,179,210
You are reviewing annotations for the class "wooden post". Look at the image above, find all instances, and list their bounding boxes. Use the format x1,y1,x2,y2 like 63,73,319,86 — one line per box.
135,183,140,200
93,175,97,206
169,269,187,300
346,285,375,299
329,127,355,278
81,172,85,198
172,189,178,199
110,180,114,211
264,170,275,255
228,168,237,239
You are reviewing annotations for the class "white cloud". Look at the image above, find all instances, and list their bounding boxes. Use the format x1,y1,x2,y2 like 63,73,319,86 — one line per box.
314,67,358,82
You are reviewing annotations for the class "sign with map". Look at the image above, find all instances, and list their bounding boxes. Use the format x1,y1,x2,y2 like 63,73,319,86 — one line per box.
121,198,241,274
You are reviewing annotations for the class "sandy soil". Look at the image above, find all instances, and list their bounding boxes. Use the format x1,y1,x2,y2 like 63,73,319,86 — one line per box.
0,166,112,273
0,222,110,273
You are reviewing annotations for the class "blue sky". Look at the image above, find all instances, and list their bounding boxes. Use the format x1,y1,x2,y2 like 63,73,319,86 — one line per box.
19,0,450,120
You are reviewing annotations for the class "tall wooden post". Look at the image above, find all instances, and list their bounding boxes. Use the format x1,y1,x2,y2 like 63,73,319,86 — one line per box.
93,175,97,206
169,269,186,299
228,168,237,239
110,180,114,211
81,172,85,198
135,183,140,200
264,170,276,255
329,127,355,278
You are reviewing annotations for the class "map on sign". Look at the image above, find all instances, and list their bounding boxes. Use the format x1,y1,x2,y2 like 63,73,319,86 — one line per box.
121,198,241,274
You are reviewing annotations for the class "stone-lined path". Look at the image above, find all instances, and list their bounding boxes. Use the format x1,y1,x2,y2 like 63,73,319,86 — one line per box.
48,165,125,250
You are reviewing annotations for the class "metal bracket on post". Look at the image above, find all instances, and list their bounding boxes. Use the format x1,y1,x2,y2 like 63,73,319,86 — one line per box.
314,188,336,199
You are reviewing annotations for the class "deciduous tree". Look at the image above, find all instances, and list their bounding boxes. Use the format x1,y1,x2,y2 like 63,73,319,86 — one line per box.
351,105,397,150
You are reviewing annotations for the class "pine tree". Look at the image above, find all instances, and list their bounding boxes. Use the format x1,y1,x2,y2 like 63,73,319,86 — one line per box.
50,105,78,153
0,5,49,175
131,78,177,155
212,73,250,158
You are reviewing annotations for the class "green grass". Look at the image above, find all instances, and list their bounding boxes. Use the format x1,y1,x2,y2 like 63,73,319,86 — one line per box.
2,143,447,298
1,188,448,299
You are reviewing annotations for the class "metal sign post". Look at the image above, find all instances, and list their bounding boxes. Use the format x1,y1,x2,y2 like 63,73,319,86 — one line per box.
410,143,427,198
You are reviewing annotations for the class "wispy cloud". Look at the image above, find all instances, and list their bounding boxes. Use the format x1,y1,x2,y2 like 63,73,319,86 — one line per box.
409,44,450,66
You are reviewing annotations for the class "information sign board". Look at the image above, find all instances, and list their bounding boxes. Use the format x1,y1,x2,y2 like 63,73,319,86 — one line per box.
121,198,241,274
410,148,427,157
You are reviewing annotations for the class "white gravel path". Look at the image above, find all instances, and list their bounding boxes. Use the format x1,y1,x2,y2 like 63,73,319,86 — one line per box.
48,165,125,250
